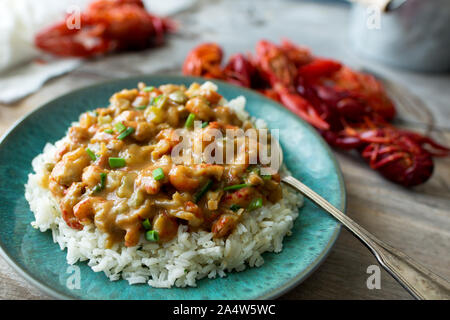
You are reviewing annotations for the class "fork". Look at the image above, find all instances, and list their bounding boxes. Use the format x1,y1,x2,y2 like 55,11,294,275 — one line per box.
277,144,450,299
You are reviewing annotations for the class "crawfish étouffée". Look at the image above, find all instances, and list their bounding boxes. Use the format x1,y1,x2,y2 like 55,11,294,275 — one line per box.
41,83,282,247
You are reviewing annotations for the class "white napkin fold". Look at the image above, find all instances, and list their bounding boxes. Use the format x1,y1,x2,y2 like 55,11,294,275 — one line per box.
0,0,197,104
0,59,82,104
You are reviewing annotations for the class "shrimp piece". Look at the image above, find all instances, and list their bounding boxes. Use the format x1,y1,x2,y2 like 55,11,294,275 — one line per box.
68,126,91,144
91,130,115,143
152,191,184,209
168,165,201,191
151,128,179,159
131,95,149,109
212,213,239,238
136,174,161,194
194,164,224,180
116,110,144,123
54,142,70,162
185,96,213,121
81,165,104,188
114,200,153,247
170,211,203,227
124,226,141,247
48,178,66,198
136,156,172,194
50,147,91,187
223,164,248,185
169,201,204,227
154,192,204,227
202,89,222,105
73,197,106,225
112,89,139,105
106,139,125,153
221,134,260,183
60,182,85,230
159,84,186,94
152,212,179,242
166,105,187,128
169,164,223,192
79,112,97,128
133,121,156,141
221,187,262,208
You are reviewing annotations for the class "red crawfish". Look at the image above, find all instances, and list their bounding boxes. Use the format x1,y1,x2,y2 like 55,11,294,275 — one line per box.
182,42,225,79
181,39,449,186
359,127,449,186
252,40,330,130
35,0,175,57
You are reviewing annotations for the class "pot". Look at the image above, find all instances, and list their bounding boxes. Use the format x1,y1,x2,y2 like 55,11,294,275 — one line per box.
349,0,450,72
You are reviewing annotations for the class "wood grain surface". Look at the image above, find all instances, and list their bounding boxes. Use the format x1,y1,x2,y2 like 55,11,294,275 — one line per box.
0,0,449,300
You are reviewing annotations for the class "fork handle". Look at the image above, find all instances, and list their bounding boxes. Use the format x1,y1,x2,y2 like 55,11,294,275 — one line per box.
282,175,450,300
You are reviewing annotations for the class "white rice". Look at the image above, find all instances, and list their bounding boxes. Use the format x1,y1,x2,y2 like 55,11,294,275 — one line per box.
24,82,303,288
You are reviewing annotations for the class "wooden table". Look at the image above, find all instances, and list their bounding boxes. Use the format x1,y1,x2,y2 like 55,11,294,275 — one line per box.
1,0,449,300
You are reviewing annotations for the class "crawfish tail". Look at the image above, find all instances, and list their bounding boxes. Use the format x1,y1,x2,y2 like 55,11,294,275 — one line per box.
399,130,450,157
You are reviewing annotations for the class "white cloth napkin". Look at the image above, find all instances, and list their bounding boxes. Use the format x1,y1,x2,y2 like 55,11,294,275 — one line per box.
0,0,196,104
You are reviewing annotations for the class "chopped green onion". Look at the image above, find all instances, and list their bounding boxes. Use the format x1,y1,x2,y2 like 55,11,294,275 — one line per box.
117,127,135,140
104,129,114,134
193,179,213,203
223,183,250,191
152,168,165,181
262,174,272,180
145,230,159,242
230,204,241,212
100,172,106,184
94,172,107,192
108,157,126,168
135,105,147,110
246,166,260,174
85,148,97,161
150,95,162,107
114,122,126,133
248,198,263,211
142,218,151,230
185,113,195,128
202,122,209,128
143,86,154,92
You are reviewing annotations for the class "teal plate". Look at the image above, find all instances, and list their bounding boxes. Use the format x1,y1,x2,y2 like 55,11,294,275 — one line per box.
0,75,345,300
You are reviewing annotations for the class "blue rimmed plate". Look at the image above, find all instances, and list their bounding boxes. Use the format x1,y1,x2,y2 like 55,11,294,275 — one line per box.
0,75,345,300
